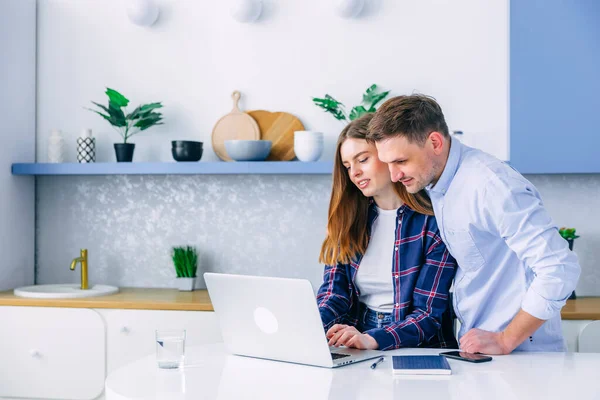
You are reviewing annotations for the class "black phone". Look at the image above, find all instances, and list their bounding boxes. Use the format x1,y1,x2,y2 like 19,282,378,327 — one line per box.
439,351,493,363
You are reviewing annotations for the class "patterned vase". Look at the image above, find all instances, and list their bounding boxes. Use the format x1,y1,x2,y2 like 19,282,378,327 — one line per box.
77,129,96,163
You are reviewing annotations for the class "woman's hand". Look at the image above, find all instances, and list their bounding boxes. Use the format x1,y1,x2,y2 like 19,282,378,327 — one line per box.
326,324,379,350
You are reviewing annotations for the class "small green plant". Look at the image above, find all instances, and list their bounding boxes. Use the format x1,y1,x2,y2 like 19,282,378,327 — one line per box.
171,246,198,278
559,227,580,240
88,88,164,143
312,84,390,122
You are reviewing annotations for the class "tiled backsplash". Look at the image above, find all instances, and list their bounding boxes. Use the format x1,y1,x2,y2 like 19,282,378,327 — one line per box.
36,175,332,291
36,174,600,296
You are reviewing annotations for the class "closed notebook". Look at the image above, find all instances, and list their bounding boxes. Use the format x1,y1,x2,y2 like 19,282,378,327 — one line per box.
391,355,452,375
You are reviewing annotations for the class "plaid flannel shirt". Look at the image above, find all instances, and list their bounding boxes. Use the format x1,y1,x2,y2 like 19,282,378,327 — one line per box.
317,202,458,350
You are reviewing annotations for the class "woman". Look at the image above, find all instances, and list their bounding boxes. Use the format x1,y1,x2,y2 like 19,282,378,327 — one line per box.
317,113,457,351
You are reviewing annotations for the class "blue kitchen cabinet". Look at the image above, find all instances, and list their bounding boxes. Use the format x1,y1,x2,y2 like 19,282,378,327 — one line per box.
510,0,600,173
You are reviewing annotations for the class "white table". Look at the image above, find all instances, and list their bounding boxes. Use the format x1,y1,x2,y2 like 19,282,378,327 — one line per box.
106,343,600,400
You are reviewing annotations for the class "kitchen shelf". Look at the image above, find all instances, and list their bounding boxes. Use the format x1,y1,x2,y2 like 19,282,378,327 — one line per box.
11,161,333,176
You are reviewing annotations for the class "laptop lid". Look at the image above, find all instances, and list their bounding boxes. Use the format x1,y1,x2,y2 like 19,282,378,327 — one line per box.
204,273,382,368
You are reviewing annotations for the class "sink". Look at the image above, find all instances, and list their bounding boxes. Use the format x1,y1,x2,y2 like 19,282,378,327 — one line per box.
14,284,119,299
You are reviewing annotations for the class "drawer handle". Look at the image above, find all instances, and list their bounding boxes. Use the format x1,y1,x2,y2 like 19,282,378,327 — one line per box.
120,326,130,334
29,349,41,359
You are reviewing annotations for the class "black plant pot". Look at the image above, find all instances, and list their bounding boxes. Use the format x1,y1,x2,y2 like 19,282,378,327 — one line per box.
566,238,574,251
114,143,135,162
566,238,577,300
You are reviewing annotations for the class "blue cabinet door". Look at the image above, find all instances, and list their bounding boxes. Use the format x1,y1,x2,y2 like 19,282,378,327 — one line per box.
510,0,600,173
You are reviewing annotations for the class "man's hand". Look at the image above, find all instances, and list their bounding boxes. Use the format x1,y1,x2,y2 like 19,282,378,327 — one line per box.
459,328,512,355
460,310,546,354
326,324,379,350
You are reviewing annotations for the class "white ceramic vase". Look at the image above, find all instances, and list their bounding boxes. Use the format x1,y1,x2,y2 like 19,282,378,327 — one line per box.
48,129,65,163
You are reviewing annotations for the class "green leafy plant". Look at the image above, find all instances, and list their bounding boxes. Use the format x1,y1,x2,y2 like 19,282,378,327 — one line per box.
171,246,198,278
312,84,390,122
559,227,580,240
88,88,164,143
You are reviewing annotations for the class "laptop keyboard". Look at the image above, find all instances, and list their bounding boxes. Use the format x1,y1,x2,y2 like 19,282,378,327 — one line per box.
331,352,350,360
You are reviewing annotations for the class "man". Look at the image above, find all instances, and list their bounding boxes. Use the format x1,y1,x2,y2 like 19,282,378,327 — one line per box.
367,94,580,354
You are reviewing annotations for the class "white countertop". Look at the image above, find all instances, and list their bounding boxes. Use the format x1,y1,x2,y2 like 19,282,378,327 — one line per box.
106,343,600,400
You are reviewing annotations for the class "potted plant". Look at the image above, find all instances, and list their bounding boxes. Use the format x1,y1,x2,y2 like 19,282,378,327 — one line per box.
559,227,580,299
88,88,164,162
171,246,198,291
559,227,580,250
312,84,390,122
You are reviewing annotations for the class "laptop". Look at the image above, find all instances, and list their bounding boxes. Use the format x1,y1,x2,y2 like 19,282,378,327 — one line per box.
204,272,383,368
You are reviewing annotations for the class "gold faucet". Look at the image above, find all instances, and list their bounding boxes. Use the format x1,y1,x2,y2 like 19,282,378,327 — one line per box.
70,249,88,290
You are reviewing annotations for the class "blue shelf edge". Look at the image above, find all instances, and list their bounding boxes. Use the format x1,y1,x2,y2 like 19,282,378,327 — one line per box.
11,162,334,176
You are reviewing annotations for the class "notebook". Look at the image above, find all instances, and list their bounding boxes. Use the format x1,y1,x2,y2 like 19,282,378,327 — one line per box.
391,355,452,375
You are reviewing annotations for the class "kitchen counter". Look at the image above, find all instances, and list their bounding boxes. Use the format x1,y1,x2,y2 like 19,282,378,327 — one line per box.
562,297,600,320
0,288,597,318
0,287,213,311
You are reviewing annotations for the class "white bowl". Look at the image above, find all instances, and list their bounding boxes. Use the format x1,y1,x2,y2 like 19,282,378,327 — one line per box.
294,131,324,140
294,137,323,144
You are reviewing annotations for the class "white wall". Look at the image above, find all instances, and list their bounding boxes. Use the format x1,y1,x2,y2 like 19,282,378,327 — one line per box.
36,0,508,163
0,0,36,290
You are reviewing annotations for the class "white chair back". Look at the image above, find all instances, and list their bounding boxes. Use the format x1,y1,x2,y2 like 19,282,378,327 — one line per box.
579,320,600,353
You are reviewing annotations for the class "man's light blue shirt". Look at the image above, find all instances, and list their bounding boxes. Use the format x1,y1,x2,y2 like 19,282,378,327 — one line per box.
426,138,581,351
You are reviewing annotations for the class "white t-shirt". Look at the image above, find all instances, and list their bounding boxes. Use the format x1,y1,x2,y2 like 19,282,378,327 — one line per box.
355,206,398,312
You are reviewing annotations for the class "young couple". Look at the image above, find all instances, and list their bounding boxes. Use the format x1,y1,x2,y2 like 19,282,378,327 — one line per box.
317,95,581,354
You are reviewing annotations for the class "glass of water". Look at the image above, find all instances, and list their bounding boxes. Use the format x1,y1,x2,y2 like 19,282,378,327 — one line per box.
155,329,186,369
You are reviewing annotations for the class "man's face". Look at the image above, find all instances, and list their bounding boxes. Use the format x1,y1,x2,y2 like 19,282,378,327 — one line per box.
375,134,441,193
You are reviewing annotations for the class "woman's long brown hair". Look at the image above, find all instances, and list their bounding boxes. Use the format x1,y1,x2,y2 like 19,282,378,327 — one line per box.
319,113,434,266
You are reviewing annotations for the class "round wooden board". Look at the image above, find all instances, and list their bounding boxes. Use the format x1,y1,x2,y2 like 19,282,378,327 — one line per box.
246,110,305,161
212,91,260,161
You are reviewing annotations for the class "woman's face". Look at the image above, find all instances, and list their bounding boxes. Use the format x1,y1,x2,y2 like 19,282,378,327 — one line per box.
340,138,393,198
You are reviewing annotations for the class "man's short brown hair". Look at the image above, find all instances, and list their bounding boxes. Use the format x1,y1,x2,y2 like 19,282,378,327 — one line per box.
368,94,450,145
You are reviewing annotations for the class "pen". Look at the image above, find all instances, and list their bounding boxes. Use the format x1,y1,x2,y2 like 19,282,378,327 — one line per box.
370,356,384,369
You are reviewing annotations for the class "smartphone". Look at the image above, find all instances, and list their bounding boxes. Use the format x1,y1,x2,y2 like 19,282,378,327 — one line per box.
439,351,493,363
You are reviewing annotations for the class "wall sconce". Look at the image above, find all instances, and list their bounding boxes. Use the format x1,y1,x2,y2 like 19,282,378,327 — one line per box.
334,0,365,19
230,0,263,23
126,0,160,27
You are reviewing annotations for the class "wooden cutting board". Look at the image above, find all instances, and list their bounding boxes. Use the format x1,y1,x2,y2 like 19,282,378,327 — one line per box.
246,110,305,161
212,91,260,161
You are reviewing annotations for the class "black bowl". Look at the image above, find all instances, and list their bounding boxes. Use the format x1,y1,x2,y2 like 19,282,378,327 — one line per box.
172,140,203,148
171,141,203,162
